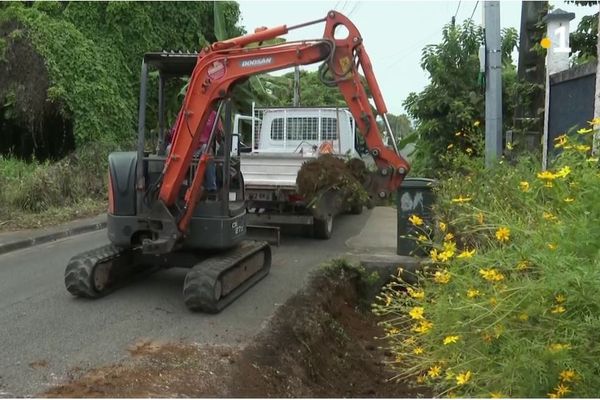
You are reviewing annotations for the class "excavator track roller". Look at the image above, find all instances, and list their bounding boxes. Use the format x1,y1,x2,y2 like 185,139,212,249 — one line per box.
183,241,271,313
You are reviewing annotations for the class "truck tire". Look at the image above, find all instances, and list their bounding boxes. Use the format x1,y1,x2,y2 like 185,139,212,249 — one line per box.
313,214,333,239
349,203,363,215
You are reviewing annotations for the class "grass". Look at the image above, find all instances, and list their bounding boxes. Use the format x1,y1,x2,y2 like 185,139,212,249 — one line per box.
0,141,118,231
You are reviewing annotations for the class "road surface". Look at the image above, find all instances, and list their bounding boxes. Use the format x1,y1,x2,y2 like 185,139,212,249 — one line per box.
0,211,371,396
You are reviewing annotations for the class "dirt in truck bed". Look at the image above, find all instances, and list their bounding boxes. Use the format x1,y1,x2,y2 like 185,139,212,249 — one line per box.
43,267,427,398
296,154,370,214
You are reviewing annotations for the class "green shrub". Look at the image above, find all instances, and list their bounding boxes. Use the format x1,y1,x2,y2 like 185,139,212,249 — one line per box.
374,123,600,397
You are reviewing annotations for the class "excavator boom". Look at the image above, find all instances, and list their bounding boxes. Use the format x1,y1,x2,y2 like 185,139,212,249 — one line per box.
156,10,410,247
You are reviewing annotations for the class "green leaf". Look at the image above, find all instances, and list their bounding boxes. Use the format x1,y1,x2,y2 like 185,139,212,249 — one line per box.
213,1,228,41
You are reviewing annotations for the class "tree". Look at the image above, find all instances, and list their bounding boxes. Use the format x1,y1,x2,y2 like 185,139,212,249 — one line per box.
403,20,524,174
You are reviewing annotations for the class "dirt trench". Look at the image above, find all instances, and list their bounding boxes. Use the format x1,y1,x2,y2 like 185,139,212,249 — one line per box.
43,265,426,398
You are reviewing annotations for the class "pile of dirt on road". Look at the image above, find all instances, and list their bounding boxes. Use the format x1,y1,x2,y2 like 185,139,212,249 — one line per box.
43,263,427,398
296,155,370,214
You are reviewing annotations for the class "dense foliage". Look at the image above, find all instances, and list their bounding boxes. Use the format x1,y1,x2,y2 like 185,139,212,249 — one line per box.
0,1,242,158
375,122,600,397
403,20,534,175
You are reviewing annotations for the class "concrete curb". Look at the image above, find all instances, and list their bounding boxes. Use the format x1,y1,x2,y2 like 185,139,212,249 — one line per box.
0,221,107,256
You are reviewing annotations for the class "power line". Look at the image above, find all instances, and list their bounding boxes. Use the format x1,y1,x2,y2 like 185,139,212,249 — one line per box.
347,2,360,18
469,0,480,21
384,28,441,70
454,0,462,19
452,0,462,25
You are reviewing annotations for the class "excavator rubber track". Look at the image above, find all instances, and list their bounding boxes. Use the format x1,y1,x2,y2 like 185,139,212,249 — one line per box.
183,240,271,313
64,244,134,298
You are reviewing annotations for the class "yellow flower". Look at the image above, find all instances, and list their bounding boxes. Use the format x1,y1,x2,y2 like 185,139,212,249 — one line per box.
384,295,392,306
455,131,463,136
386,327,400,336
434,270,451,284
407,287,425,300
416,374,426,384
589,117,600,125
413,320,433,334
430,248,440,262
490,392,506,398
476,212,484,224
495,227,510,242
555,293,566,303
409,306,425,320
413,346,424,355
564,197,575,203
427,365,442,378
506,141,514,150
576,144,591,152
466,147,473,155
554,134,568,148
438,250,454,262
559,370,577,382
577,127,593,134
447,143,454,150
555,383,571,397
549,343,571,352
489,297,498,306
516,260,531,270
457,249,476,259
551,305,566,314
452,195,472,203
518,312,529,321
403,337,416,346
456,370,472,385
556,166,571,179
409,214,424,226
443,335,460,345
473,120,481,127
543,211,559,222
467,288,481,298
479,268,505,282
443,241,456,254
537,170,558,181
439,221,447,232
519,181,530,192
548,243,558,250
417,234,428,242
444,233,454,241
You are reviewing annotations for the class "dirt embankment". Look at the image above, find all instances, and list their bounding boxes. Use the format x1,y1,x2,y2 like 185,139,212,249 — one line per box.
44,265,426,398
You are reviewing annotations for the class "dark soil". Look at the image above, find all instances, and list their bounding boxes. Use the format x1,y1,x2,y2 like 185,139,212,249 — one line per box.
296,154,369,215
42,266,427,398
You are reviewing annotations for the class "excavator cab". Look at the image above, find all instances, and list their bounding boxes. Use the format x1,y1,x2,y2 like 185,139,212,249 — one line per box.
108,52,248,251
64,52,272,313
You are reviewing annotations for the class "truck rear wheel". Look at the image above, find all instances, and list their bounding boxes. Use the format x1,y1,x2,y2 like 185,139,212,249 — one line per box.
313,214,333,239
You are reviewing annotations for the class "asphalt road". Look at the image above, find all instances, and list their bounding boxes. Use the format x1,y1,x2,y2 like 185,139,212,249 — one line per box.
0,211,370,397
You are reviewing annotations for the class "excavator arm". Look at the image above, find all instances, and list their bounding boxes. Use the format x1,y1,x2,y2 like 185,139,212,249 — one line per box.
151,11,410,250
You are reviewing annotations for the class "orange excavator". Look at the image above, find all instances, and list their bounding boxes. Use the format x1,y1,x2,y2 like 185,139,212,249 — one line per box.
64,11,410,312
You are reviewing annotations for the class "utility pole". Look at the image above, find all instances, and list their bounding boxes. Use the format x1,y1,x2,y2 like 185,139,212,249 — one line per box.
293,66,301,107
484,1,503,167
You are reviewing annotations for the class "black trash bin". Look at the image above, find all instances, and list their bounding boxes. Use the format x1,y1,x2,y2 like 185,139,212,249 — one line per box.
396,178,437,256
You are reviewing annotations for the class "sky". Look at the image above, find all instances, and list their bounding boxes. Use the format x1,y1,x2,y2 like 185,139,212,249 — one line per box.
237,0,590,115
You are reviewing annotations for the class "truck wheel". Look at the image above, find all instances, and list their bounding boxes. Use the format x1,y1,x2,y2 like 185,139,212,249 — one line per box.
349,203,363,215
313,214,333,239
